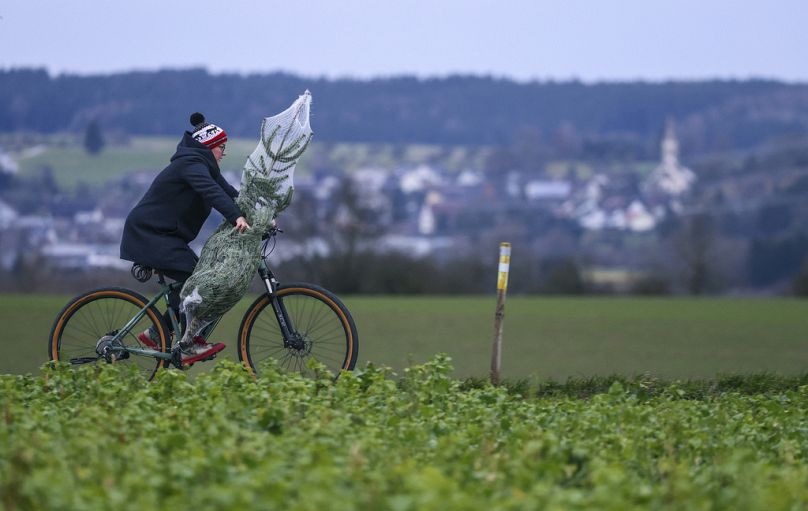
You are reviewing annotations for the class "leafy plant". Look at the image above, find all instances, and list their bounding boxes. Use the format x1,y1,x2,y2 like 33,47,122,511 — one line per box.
2,357,808,510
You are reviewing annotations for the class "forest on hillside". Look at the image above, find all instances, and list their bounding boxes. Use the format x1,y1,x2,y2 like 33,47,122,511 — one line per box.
2,68,808,154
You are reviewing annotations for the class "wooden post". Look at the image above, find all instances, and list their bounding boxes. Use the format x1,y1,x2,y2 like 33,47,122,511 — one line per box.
491,242,511,386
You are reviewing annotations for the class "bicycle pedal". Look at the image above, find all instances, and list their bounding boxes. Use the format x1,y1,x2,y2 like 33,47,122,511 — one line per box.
180,345,224,367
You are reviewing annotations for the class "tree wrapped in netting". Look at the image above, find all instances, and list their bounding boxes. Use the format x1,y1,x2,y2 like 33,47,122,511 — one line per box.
177,91,313,348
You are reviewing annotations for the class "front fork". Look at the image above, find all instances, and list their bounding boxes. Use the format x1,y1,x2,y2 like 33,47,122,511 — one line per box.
259,266,303,350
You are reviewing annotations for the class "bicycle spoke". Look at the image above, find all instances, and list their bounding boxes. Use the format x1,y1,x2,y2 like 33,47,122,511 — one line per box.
63,321,101,344
305,302,329,336
252,346,286,356
110,299,128,334
304,320,341,340
102,299,114,333
85,303,106,336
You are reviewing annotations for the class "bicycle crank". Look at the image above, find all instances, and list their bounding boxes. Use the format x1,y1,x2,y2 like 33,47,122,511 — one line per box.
96,334,130,363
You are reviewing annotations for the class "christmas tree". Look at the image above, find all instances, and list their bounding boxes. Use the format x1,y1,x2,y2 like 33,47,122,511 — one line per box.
177,92,313,348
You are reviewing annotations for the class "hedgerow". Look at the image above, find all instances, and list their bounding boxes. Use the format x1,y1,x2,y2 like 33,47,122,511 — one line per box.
1,355,807,510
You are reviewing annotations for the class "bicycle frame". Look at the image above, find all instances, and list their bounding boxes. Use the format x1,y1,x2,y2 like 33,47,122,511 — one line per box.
110,236,300,362
107,276,181,361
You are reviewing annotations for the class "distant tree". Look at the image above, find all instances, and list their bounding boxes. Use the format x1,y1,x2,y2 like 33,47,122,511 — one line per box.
0,169,13,190
630,273,671,296
793,258,808,297
1,69,806,150
38,166,59,195
756,204,792,235
540,257,586,295
785,175,808,195
358,253,447,294
307,175,386,294
747,235,808,287
84,119,105,155
672,213,717,295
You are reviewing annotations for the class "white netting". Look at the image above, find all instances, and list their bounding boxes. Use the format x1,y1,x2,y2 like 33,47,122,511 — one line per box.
243,90,312,201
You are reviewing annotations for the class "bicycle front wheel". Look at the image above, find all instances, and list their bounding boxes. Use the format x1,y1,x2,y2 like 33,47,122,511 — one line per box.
238,283,358,377
49,287,169,380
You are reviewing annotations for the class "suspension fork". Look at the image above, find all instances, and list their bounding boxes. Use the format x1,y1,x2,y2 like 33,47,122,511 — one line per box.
258,266,299,348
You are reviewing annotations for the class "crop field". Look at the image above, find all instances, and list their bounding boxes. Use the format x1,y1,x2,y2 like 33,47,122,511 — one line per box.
1,294,807,380
2,295,808,509
2,358,808,510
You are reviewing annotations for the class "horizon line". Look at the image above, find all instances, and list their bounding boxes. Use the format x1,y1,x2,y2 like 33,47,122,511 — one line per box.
2,65,806,86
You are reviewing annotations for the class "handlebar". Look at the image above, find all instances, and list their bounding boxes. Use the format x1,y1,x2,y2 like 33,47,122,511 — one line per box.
262,226,283,240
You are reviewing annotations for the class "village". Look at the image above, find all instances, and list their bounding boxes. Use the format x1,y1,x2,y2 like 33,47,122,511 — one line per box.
0,122,695,281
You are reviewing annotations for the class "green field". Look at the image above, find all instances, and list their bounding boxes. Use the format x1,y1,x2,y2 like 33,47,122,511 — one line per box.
15,136,271,190
11,136,491,191
2,294,807,379
2,360,808,509
3,297,808,509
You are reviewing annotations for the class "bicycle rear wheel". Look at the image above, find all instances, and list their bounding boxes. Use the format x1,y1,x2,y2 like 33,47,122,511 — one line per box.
49,287,169,380
238,283,358,377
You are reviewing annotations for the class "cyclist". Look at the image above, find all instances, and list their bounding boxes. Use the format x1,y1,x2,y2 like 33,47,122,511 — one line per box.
120,112,250,363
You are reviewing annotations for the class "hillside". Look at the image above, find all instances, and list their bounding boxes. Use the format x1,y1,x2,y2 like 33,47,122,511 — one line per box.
5,134,491,190
2,69,807,153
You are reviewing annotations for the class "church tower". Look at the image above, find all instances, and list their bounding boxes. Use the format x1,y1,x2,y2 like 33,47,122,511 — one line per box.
646,118,695,196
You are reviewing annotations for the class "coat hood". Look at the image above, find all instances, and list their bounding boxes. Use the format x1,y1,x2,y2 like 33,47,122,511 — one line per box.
170,132,219,170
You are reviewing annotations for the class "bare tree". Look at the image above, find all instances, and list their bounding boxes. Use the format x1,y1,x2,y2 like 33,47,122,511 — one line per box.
672,213,716,295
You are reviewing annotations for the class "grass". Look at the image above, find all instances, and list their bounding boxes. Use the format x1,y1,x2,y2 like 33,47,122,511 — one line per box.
11,136,491,191
15,136,267,190
1,294,807,380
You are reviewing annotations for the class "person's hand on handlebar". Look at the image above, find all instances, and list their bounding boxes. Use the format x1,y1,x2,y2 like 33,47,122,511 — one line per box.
235,216,251,234
262,219,282,240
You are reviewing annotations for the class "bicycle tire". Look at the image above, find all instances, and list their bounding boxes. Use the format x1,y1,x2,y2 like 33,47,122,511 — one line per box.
49,287,169,380
238,283,358,377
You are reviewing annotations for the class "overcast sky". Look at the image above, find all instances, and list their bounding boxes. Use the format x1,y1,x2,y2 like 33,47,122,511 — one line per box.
1,0,805,82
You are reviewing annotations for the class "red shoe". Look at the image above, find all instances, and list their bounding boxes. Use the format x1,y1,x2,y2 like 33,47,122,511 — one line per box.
137,330,160,350
181,336,226,366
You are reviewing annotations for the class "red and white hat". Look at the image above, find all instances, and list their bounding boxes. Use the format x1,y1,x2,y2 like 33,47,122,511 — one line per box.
189,112,227,149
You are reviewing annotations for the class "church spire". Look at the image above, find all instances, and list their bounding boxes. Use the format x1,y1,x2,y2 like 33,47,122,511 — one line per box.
645,117,695,196
661,117,679,168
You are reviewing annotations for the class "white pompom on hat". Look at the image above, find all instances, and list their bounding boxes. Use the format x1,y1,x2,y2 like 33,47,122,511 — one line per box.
189,112,227,149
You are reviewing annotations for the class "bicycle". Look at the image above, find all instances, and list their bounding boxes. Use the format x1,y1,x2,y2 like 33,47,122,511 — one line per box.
48,228,359,380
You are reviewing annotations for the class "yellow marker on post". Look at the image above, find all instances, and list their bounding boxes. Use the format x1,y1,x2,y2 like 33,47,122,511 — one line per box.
491,242,511,385
497,243,511,291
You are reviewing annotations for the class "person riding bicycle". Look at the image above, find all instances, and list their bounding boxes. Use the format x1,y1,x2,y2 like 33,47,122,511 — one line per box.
120,112,250,362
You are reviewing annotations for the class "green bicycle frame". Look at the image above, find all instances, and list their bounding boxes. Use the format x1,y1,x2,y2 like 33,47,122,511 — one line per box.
109,278,225,361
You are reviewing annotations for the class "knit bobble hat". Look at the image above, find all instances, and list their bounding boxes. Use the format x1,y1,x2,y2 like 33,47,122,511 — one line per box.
189,112,227,149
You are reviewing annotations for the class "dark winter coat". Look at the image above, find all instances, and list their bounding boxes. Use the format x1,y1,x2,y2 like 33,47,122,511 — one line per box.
120,133,241,274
